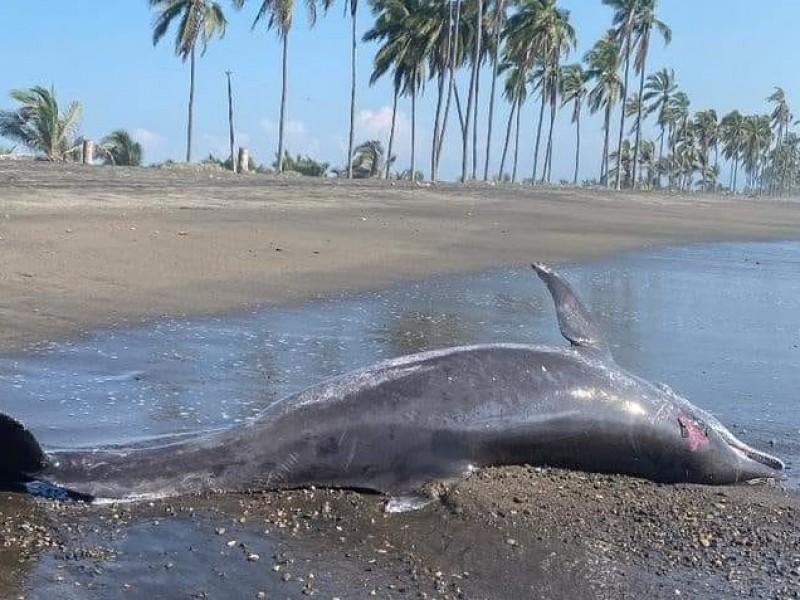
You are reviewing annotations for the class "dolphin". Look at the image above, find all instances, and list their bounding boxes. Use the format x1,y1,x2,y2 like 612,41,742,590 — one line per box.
0,263,784,502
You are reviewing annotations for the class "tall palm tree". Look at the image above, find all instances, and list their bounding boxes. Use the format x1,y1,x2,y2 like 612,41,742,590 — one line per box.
720,109,745,191
100,129,144,166
741,114,772,192
0,86,82,160
628,0,670,186
497,58,529,182
559,63,587,184
767,86,792,147
150,0,239,162
506,0,576,184
323,0,360,178
433,0,465,181
667,90,690,189
249,0,320,173
643,67,676,164
585,31,622,185
364,0,429,179
483,0,507,181
461,0,484,181
603,0,636,190
693,109,718,191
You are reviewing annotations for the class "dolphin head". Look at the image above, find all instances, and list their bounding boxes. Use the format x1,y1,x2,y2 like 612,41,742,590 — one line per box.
642,383,784,484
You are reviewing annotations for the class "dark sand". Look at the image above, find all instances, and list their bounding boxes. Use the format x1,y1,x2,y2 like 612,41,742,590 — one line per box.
1,161,799,599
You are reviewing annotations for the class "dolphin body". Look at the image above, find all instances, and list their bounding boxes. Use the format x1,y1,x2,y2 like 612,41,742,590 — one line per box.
0,264,784,501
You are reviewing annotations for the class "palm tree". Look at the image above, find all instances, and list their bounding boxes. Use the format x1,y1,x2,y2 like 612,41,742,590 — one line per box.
483,0,507,181
643,67,677,165
667,90,690,189
603,0,636,190
608,138,633,188
0,86,82,160
767,86,792,147
100,129,144,166
629,0,670,186
456,0,482,181
585,31,622,185
720,109,745,191
559,63,587,184
497,58,529,182
741,114,772,192
506,0,576,184
249,0,320,173
364,0,432,179
150,0,239,162
693,109,718,191
323,0,360,178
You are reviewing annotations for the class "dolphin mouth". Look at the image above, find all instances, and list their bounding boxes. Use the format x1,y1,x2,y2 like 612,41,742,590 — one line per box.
728,438,785,473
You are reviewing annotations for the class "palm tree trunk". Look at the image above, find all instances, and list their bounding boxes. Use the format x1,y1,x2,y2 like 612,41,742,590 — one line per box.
385,86,399,180
669,123,676,191
532,92,546,183
471,67,480,180
277,33,289,173
410,91,416,179
346,8,357,179
732,156,739,192
573,104,581,185
226,70,235,172
461,0,481,182
543,87,557,183
435,0,462,179
601,103,611,185
483,1,504,182
657,124,665,187
431,1,453,181
498,97,516,180
512,96,522,183
186,46,196,162
470,0,483,181
631,46,648,187
614,35,632,190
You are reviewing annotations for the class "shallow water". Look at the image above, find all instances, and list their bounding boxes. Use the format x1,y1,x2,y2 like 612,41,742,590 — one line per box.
0,241,798,484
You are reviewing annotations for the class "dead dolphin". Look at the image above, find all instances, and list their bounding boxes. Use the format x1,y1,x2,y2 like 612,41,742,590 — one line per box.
0,263,784,501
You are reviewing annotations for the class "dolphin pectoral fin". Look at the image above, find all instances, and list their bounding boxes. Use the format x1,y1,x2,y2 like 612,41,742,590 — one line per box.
0,412,47,481
531,263,612,358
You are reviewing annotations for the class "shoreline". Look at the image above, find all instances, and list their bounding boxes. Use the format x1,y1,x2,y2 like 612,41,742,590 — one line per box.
2,162,800,353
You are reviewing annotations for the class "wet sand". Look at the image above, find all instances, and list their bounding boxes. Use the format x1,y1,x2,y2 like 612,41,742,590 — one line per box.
1,161,799,599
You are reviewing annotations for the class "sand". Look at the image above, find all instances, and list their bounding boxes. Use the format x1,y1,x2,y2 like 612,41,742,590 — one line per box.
2,160,799,352
1,161,799,599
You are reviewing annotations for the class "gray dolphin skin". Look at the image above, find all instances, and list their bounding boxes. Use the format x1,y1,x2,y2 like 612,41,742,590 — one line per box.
0,263,785,501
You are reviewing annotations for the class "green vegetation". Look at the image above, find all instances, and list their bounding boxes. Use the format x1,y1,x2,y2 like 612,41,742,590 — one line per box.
273,150,330,176
100,130,144,166
0,86,82,161
0,1,798,195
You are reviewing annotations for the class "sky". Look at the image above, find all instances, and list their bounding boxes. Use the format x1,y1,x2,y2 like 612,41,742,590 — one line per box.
0,1,798,182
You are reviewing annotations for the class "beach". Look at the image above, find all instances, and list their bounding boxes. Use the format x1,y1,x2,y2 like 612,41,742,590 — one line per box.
1,161,799,599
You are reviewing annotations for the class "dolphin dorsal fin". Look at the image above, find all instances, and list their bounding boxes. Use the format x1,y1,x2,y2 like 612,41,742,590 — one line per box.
531,263,611,357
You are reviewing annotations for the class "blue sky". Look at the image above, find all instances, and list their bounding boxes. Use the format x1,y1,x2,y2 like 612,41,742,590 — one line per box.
0,1,797,181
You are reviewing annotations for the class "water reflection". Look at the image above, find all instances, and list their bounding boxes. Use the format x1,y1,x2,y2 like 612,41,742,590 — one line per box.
0,241,797,481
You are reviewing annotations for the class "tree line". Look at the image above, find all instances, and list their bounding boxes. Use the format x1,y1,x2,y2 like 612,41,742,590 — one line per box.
0,0,797,195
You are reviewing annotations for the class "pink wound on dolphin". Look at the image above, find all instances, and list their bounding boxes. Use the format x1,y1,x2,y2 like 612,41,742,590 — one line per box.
678,415,709,451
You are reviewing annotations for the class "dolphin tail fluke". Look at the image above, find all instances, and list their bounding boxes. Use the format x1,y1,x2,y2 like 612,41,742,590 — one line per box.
0,413,47,480
531,263,611,357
